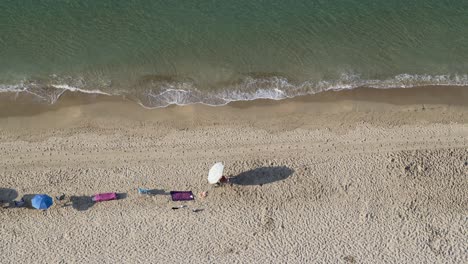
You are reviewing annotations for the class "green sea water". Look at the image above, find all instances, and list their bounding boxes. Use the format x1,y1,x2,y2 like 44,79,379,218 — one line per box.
0,0,467,106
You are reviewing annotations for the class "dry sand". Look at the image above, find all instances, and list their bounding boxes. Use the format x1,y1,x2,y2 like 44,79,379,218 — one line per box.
0,87,467,263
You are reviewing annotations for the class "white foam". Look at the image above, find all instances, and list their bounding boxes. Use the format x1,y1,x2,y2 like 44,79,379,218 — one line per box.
218,88,289,103
147,89,197,107
50,84,111,95
1,73,467,107
0,82,111,104
0,83,27,93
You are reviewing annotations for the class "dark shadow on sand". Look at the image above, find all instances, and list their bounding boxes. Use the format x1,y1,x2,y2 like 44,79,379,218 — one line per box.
70,196,94,211
0,188,18,208
0,188,18,202
116,193,127,199
21,194,40,209
231,166,294,186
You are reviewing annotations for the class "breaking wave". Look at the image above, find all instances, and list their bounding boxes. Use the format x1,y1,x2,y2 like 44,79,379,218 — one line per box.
1,73,467,108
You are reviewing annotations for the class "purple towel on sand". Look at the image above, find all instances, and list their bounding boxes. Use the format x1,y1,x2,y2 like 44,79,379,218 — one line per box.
92,192,118,202
170,191,194,201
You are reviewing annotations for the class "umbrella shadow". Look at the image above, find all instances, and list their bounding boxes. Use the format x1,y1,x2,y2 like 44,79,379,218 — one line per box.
69,196,94,211
0,188,18,208
231,166,294,186
20,194,39,209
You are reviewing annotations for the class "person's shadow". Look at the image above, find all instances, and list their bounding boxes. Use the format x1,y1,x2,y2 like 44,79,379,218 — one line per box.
0,188,18,207
231,166,294,186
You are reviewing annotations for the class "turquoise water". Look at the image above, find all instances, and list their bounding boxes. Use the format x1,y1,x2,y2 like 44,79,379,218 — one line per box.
0,0,467,106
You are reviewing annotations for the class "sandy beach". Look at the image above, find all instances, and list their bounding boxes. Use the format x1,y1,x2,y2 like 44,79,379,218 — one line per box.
0,87,467,263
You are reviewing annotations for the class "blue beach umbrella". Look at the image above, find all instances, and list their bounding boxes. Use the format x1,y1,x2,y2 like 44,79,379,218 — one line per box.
31,194,53,210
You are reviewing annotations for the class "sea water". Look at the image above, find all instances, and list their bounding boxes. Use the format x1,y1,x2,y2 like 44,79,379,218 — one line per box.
0,0,467,107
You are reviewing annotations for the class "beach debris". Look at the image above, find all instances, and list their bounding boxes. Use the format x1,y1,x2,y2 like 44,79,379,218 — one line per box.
56,194,65,201
92,192,118,202
343,255,356,263
417,165,423,173
170,191,194,201
208,162,224,184
137,188,167,196
31,194,53,210
14,199,25,208
192,208,204,213
199,191,208,198
171,205,187,210
404,162,428,176
137,188,152,195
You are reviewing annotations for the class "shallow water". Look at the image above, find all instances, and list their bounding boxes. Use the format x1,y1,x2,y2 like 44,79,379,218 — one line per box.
0,0,467,107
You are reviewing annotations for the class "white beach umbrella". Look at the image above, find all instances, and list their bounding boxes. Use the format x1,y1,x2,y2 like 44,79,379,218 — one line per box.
208,162,224,184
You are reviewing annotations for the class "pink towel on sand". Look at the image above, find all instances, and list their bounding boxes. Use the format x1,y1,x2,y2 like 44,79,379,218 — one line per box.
92,192,118,202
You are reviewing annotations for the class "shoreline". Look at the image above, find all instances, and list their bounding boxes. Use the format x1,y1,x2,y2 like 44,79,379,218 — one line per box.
0,85,467,118
1,86,467,137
